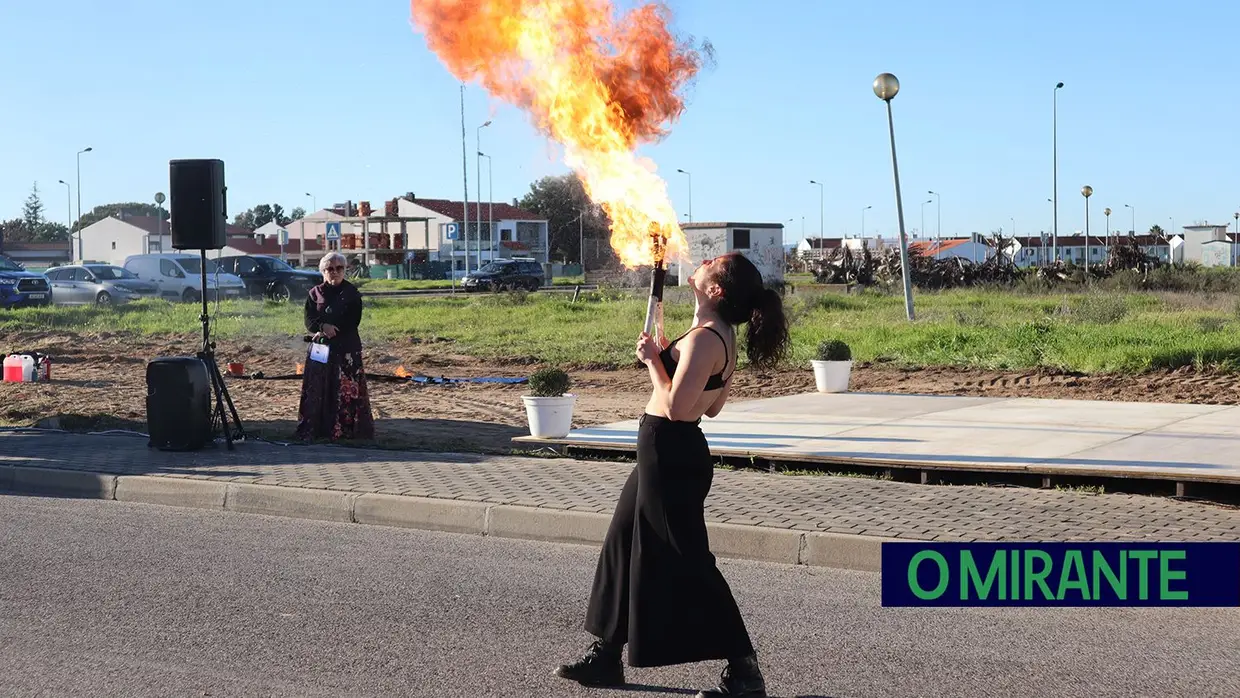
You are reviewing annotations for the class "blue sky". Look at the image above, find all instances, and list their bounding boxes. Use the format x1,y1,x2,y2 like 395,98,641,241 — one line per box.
3,0,1238,243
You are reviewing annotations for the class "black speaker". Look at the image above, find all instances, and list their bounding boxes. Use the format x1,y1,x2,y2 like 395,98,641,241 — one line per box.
146,357,213,451
169,159,227,250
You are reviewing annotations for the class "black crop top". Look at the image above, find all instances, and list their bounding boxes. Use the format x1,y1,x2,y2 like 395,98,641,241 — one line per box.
658,325,732,391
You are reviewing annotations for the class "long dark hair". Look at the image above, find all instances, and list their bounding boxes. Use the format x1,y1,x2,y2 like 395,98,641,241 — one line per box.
710,252,790,369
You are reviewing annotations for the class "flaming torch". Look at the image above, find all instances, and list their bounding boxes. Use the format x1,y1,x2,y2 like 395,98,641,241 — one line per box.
643,223,668,342
410,0,701,341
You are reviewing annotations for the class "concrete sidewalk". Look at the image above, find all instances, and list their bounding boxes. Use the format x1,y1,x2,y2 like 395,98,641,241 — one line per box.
3,430,1238,571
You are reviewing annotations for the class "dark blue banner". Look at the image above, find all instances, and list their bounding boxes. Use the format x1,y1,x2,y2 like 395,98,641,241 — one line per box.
881,542,1240,607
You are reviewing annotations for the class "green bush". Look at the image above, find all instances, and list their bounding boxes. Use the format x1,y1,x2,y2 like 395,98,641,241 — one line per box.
528,366,571,397
816,339,852,362
1072,294,1129,325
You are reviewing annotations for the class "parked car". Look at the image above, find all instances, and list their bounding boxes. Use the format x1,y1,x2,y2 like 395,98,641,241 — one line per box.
462,258,545,292
0,254,51,309
122,254,246,303
44,264,159,305
213,254,321,301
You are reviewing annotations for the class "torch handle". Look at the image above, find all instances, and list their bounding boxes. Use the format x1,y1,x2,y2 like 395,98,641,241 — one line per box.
643,295,659,336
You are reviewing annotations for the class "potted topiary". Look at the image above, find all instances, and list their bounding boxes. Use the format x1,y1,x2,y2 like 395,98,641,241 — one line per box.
521,366,576,438
811,339,852,393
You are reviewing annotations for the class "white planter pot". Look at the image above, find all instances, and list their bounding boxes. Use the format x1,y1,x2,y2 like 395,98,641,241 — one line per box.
811,360,852,393
521,394,577,439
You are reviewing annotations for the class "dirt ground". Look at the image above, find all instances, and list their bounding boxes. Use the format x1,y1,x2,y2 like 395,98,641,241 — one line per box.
5,329,1240,453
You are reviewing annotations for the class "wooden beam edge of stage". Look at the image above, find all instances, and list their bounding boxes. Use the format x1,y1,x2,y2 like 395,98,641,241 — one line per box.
510,434,1240,488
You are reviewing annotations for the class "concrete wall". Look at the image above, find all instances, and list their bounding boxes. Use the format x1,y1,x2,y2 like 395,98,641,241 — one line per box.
678,225,785,286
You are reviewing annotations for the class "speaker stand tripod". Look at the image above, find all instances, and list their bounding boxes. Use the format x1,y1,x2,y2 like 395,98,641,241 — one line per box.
196,249,246,449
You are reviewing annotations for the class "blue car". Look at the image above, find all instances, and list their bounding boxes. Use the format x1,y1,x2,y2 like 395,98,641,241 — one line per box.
0,254,52,309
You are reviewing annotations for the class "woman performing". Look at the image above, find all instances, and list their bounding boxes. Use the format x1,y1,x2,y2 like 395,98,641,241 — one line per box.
555,252,790,698
295,251,374,442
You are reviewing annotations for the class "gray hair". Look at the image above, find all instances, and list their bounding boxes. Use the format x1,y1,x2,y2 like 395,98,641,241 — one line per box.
319,252,346,272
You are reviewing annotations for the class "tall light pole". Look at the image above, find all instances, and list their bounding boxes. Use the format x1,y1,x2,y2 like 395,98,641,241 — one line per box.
920,200,932,240
76,146,92,262
1233,212,1238,266
1053,82,1064,261
1104,207,1111,251
1125,204,1135,238
479,151,493,258
874,72,915,321
57,180,71,237
809,180,824,241
677,169,692,223
861,205,871,238
1082,185,1093,273
927,190,941,243
460,85,470,276
476,119,491,269
154,192,166,254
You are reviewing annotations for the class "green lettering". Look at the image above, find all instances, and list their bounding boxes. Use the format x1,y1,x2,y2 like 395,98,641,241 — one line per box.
1092,550,1127,600
1023,550,1055,600
1056,550,1090,600
908,551,949,600
961,550,1006,600
1159,550,1188,601
1129,550,1158,600
1011,548,1021,599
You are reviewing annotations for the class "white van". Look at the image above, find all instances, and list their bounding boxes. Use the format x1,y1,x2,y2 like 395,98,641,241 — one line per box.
123,254,247,303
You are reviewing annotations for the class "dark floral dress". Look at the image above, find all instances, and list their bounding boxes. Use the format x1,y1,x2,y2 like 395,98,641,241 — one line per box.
296,280,375,441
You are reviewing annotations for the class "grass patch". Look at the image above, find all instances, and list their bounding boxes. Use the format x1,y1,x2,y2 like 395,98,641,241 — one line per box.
7,288,1240,373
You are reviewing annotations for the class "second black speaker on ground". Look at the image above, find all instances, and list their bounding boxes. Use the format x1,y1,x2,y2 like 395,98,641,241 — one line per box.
169,159,227,250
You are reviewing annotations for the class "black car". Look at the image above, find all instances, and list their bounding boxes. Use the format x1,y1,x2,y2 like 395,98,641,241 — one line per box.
214,255,322,301
462,259,544,292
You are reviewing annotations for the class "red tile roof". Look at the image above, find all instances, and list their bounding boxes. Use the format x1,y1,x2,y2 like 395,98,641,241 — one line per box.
222,236,323,255
120,215,253,239
404,198,544,222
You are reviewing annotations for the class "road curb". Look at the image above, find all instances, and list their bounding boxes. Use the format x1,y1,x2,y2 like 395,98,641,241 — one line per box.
1,466,899,571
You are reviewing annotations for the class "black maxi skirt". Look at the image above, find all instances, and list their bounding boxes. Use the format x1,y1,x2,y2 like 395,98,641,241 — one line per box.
584,413,755,668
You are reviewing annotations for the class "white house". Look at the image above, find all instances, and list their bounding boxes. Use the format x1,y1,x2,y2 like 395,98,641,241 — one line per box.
1180,224,1230,264
795,236,843,260
676,222,785,285
78,215,173,265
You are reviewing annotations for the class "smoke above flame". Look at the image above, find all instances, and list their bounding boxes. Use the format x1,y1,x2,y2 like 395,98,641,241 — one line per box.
409,0,708,267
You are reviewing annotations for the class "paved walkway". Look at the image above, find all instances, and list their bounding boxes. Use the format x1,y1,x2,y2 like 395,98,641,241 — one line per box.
4,431,1237,548
517,393,1240,485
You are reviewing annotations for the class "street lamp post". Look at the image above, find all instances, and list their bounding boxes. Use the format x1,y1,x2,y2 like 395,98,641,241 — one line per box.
1082,186,1093,274
154,192,166,254
873,72,915,321
1233,212,1239,266
57,180,71,240
927,189,941,245
76,146,92,262
861,205,871,238
677,169,692,223
1104,207,1111,253
479,151,493,259
1125,204,1135,238
920,200,934,241
476,120,491,269
1053,82,1063,262
809,180,824,240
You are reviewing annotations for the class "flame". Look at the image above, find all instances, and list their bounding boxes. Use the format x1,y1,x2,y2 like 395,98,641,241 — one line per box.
395,365,413,378
295,362,304,375
410,0,704,267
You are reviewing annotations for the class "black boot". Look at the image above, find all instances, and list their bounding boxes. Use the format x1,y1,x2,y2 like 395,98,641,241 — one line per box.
696,654,767,698
554,639,625,687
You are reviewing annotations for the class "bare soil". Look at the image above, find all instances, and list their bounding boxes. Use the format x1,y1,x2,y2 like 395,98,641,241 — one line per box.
5,330,1240,453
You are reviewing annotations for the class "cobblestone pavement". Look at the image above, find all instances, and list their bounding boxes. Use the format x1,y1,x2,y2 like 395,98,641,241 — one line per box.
3,430,1239,542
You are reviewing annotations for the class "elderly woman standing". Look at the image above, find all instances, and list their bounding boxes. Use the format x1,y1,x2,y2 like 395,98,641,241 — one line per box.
296,251,374,441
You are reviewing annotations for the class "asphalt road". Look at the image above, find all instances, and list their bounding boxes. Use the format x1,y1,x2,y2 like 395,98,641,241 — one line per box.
1,495,1236,698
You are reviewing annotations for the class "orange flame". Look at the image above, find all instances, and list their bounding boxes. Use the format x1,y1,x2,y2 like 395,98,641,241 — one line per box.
395,366,413,378
410,0,704,267
295,362,304,375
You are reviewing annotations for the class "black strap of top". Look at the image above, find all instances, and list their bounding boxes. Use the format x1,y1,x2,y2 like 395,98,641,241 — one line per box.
689,325,732,381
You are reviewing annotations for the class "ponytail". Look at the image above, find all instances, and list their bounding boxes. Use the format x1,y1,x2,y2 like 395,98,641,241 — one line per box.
745,287,789,369
709,253,791,369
